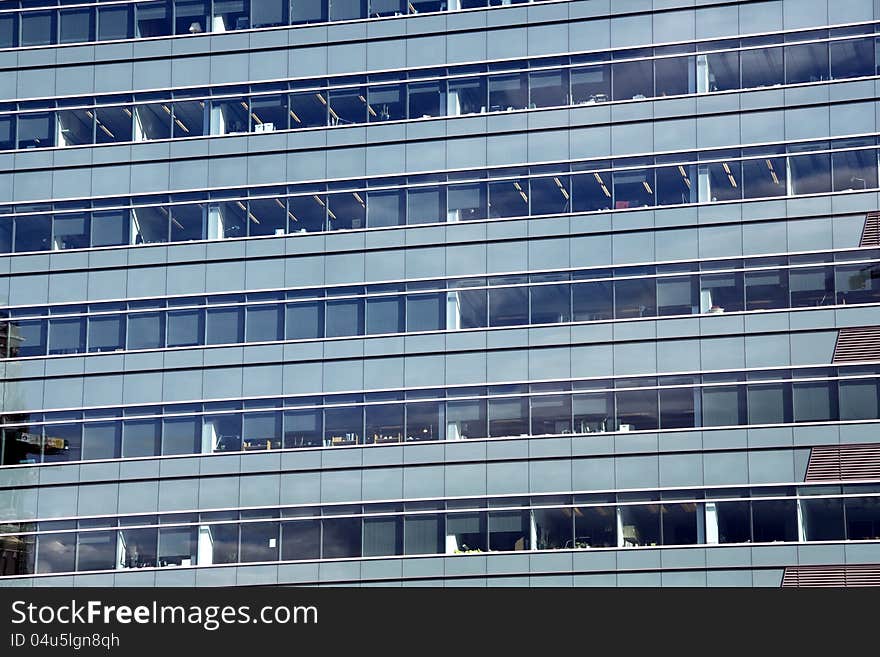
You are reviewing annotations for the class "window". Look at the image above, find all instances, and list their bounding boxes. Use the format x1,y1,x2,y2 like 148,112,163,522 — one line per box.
657,276,697,316
801,497,845,541
702,153,742,202
448,281,487,328
533,507,572,549
789,142,831,195
488,71,528,111
572,386,614,433
120,527,158,569
366,189,404,228
175,0,209,35
792,372,837,422
657,162,696,206
745,265,789,310
489,511,529,551
92,210,129,247
18,114,54,149
363,516,403,556
702,380,745,427
365,398,404,444
322,517,361,558
529,174,570,215
122,419,161,458
615,275,656,319
60,7,95,44
839,376,879,421
289,91,327,129
612,53,653,101
408,79,445,119
572,276,613,321
98,6,132,40
845,497,880,540
158,525,197,567
81,422,121,461
96,105,133,144
88,308,125,353
406,291,444,332
446,396,487,440
571,62,610,104
136,1,173,37
328,86,366,126
206,304,244,346
36,532,76,574
447,75,486,115
447,182,487,221
616,383,658,431
20,11,55,47
210,97,249,135
284,406,323,448
662,503,699,545
574,506,616,547
531,393,571,435
446,512,486,553
747,377,791,425
167,306,204,347
830,35,874,79
489,278,528,327
48,315,86,355
366,291,404,335
488,394,529,438
404,514,443,555
785,37,829,84
249,95,288,133
43,421,82,464
324,403,362,446
76,531,117,572
289,192,326,233
743,148,786,199
170,203,205,242
286,295,324,340
620,504,660,546
790,264,834,307
52,213,90,250
659,378,697,429
240,522,279,562
405,398,444,442
530,278,570,324
291,0,326,24
134,103,172,141
281,520,320,560
529,67,568,108
326,294,364,338
0,13,16,48
204,406,242,452
488,175,529,218
128,303,165,350
612,161,654,209
250,0,288,27
831,139,877,192
741,41,783,88
214,0,249,30
329,0,367,21
655,53,693,96
752,499,797,542
15,214,52,253
836,263,880,305
714,501,751,543
172,97,206,138
245,302,283,343
702,48,739,92
699,270,744,313
327,189,365,230
367,84,405,122
161,416,200,456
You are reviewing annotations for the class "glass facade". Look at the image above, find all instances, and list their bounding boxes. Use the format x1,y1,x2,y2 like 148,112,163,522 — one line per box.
2,0,880,588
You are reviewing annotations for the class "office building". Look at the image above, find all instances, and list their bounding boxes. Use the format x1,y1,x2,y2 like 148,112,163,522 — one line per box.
2,0,880,587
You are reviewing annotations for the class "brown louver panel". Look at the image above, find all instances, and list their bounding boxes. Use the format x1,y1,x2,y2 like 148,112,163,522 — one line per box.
861,211,880,247
782,565,880,587
833,327,880,364
805,444,880,481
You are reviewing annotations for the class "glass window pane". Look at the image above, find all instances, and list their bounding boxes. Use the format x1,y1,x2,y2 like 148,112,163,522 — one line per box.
530,175,571,215
77,531,117,571
291,0,326,24
839,379,879,421
790,266,834,307
322,517,361,558
98,6,132,40
281,520,320,560
408,81,445,119
612,59,653,101
613,166,654,209
572,279,613,321
60,8,95,44
58,109,93,147
699,272,744,313
447,76,486,116
747,383,790,425
802,497,845,541
240,522,279,562
616,388,658,431
531,394,571,435
251,0,287,27
326,298,364,337
82,422,121,461
92,209,129,247
488,72,527,111
489,283,528,327
574,506,616,547
832,143,877,192
836,263,880,305
715,501,751,543
845,497,880,540
406,293,444,332
206,306,244,345
327,190,366,230
286,300,324,339
789,148,831,195
132,206,169,244
366,295,404,335
446,512,487,552
162,417,200,456
37,533,76,574
745,268,789,310
785,41,829,84
533,507,572,549
167,309,204,347
489,396,529,438
702,385,745,427
752,499,798,542
367,84,405,122
741,46,783,88
405,400,443,442
88,314,125,353
325,405,362,446
122,419,161,458
284,408,323,448
489,511,529,551
662,503,699,545
655,56,693,96
705,50,739,91
831,37,874,79
448,286,487,329
289,193,326,233
158,526,197,567
43,422,82,464
363,516,402,557
404,514,443,555
446,399,487,440
52,213,90,250
48,317,86,355
365,402,403,444
18,114,54,149
447,182,486,221
792,380,836,422
614,276,656,319
620,504,660,546
128,311,165,350
21,11,55,47
571,64,610,104
289,92,327,129
743,153,786,199
328,87,366,126
136,1,172,37
530,283,570,324
573,391,614,433
246,304,283,343
366,189,404,228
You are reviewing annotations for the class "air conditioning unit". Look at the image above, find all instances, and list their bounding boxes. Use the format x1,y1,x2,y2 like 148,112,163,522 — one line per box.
255,122,276,133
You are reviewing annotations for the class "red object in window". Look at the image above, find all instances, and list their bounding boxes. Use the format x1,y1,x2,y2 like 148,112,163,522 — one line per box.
615,200,630,209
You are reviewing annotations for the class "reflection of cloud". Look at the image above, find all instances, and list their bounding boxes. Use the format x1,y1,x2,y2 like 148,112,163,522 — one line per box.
36,536,75,573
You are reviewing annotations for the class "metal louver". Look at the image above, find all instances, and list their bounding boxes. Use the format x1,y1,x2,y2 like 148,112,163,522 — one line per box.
805,444,880,481
832,326,880,364
861,211,880,247
782,564,880,587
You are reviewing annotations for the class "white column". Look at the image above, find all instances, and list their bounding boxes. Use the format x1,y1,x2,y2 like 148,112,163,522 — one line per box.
197,526,214,566
703,503,716,544
446,291,461,330
616,507,625,548
207,204,225,240
696,54,710,94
